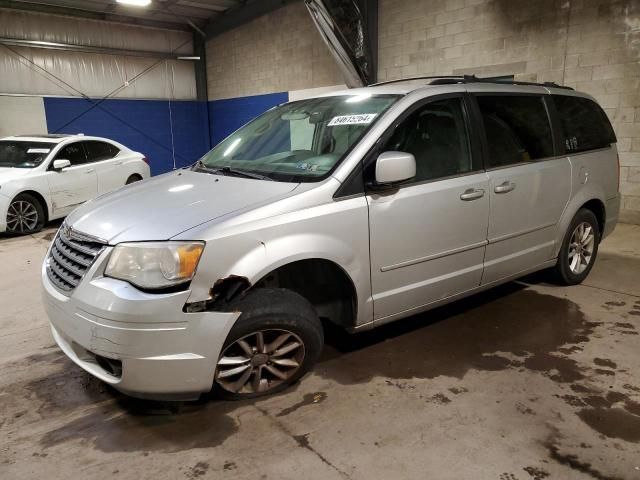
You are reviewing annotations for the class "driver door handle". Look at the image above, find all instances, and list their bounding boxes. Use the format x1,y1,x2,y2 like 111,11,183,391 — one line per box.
460,188,485,201
494,181,516,194
85,168,95,173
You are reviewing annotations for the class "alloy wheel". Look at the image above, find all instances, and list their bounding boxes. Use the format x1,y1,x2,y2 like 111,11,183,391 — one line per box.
6,200,39,233
568,221,595,275
216,329,305,394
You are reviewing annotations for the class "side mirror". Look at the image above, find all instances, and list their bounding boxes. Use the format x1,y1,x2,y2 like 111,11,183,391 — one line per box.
53,159,71,171
374,151,416,186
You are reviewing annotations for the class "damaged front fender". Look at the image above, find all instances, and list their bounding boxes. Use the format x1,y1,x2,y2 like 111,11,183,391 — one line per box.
184,275,252,313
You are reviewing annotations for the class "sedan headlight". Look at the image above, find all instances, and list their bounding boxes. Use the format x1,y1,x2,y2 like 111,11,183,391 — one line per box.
105,241,205,290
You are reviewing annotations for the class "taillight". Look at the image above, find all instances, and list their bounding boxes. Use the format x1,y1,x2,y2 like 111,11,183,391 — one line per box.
142,156,150,166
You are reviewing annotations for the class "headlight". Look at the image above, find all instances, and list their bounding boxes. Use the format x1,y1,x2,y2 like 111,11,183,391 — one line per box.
105,241,205,290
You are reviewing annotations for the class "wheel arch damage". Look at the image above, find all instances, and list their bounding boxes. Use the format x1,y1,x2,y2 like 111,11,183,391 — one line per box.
186,258,359,330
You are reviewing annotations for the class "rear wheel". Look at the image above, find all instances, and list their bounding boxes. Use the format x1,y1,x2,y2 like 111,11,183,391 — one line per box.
554,208,600,285
126,174,142,185
6,193,45,235
213,288,323,400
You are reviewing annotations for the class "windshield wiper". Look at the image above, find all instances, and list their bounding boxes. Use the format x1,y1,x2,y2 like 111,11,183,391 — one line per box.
193,161,273,181
217,166,274,181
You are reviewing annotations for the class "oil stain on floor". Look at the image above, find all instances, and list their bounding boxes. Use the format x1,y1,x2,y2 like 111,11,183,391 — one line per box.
318,284,595,385
39,398,240,453
3,353,242,453
577,408,640,443
3,280,638,459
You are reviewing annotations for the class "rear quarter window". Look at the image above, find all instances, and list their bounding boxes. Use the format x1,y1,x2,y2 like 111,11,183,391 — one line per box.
552,95,616,154
84,141,120,162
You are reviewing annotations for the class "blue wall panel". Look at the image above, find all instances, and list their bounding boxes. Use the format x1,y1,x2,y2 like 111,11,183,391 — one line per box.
43,92,288,175
169,100,211,169
43,97,211,176
208,91,288,147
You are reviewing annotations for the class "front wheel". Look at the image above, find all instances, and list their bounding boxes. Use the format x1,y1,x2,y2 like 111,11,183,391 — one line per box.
213,288,323,400
6,193,45,235
554,208,600,285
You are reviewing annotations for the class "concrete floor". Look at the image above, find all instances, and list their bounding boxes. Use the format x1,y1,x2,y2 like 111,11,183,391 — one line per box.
1,223,640,480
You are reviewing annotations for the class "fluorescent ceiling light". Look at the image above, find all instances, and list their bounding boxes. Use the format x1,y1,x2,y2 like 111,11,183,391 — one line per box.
117,0,152,6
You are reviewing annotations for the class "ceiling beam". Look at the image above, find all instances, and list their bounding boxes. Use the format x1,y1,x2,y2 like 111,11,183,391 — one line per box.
159,0,207,37
0,0,193,31
0,36,190,59
178,0,237,12
205,0,300,40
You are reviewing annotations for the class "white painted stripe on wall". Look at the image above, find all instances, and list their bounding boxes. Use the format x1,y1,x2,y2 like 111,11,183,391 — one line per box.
288,84,347,101
0,95,47,137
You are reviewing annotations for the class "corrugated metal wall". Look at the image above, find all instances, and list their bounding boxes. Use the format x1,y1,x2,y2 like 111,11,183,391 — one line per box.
0,9,196,99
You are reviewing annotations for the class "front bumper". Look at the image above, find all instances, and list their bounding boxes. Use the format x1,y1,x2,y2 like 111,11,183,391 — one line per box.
41,247,240,400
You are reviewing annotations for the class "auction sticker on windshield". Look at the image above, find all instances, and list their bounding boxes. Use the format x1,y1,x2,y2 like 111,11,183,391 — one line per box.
328,114,377,126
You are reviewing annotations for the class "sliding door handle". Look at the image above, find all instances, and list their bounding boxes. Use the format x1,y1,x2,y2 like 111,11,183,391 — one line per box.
460,188,485,201
494,181,515,194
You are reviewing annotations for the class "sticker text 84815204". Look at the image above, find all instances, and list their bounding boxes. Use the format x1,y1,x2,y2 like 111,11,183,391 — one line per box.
328,114,378,127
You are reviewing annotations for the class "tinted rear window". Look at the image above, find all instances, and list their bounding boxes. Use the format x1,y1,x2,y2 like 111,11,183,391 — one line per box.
84,141,120,161
476,95,554,168
553,95,616,153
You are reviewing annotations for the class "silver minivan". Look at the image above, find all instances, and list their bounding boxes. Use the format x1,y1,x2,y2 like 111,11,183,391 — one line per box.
41,76,620,400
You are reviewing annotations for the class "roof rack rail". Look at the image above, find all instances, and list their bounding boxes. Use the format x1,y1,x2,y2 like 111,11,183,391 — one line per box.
369,74,574,90
453,75,574,90
368,75,465,87
429,74,513,85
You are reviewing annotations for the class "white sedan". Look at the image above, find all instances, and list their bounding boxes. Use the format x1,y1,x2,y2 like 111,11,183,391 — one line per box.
0,134,150,235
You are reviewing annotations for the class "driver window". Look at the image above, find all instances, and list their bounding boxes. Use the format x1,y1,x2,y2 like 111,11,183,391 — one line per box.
55,143,86,166
384,97,472,183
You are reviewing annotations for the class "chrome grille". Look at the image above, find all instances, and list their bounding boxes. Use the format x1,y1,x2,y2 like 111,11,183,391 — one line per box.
46,226,106,293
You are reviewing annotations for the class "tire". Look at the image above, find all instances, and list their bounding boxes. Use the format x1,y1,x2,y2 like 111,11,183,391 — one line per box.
126,174,142,185
213,288,324,400
553,208,600,285
5,193,45,235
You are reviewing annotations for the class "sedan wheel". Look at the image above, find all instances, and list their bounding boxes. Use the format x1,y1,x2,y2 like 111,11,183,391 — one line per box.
216,329,305,395
7,199,40,234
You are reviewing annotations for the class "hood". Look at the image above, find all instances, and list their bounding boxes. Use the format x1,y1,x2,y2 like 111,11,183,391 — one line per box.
66,170,300,243
0,167,34,183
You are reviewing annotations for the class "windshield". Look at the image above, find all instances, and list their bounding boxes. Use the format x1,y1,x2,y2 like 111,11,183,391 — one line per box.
196,94,400,182
0,141,55,168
